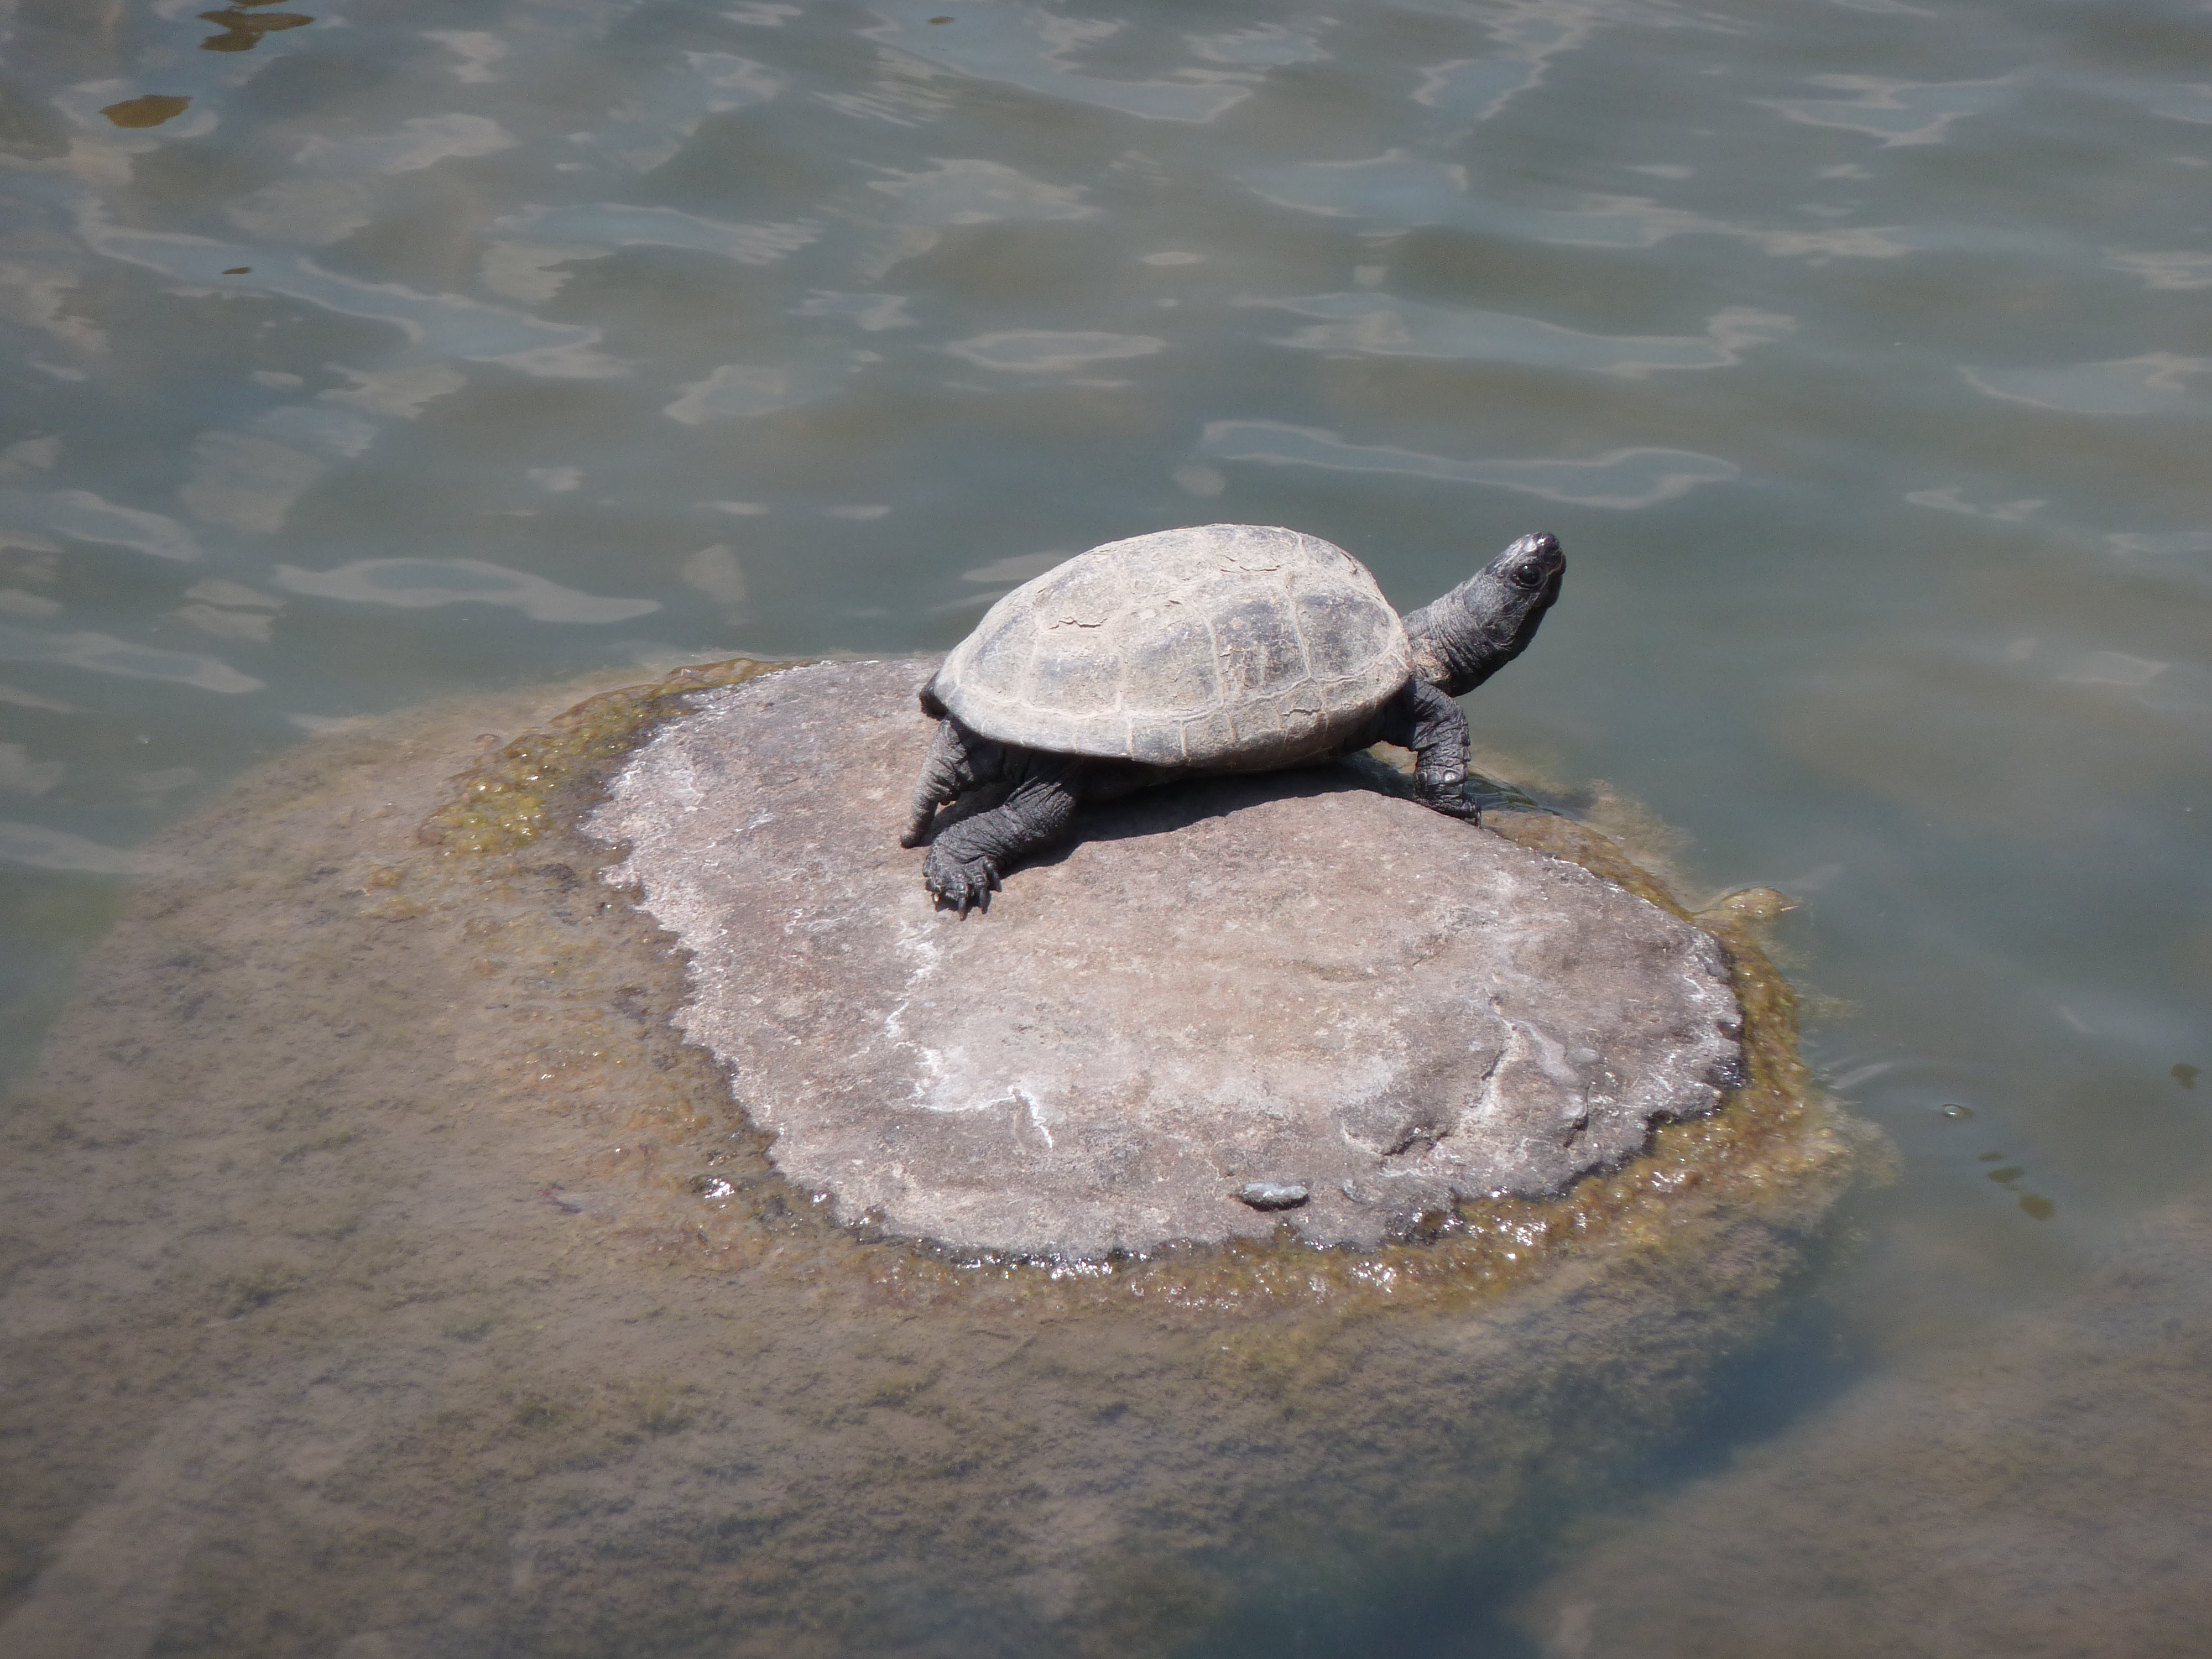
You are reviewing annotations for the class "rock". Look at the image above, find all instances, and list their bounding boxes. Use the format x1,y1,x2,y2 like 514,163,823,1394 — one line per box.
589,658,1745,1256
1512,1198,2212,1659
0,656,1856,1658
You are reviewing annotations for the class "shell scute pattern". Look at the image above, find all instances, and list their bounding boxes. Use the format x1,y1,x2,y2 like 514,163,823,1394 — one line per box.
937,525,1411,766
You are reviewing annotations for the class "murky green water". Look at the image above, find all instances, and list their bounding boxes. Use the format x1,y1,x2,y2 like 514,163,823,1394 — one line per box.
3,0,2209,1652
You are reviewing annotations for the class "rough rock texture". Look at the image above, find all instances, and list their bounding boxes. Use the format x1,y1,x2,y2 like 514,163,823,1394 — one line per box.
589,658,1744,1255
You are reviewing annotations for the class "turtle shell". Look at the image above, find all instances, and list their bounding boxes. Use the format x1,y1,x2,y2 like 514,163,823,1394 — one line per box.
933,524,1411,769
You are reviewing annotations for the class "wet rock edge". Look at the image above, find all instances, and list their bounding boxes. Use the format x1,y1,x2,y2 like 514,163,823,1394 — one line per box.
422,655,1872,1306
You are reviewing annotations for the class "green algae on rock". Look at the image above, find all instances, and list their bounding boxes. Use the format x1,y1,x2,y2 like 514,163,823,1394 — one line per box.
0,659,1868,1658
420,656,795,857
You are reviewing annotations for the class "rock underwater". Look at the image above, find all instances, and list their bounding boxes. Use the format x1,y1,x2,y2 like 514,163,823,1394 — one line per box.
591,657,1746,1255
0,654,1865,1659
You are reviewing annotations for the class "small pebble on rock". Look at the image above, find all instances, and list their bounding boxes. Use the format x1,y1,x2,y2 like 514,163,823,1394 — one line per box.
1237,1182,1310,1211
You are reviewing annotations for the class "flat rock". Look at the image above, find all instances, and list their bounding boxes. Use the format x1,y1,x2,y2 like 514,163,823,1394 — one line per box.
589,658,1743,1255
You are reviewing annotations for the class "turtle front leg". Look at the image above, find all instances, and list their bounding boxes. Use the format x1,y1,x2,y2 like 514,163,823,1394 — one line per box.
901,718,984,848
1381,679,1480,822
922,763,1082,915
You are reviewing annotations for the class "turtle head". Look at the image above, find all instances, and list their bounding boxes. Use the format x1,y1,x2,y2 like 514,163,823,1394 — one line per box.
1402,532,1564,696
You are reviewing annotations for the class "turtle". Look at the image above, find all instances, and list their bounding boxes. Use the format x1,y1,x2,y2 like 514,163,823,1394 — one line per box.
901,523,1564,912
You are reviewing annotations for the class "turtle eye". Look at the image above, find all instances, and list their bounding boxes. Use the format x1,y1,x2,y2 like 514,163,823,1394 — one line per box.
1507,561,1546,589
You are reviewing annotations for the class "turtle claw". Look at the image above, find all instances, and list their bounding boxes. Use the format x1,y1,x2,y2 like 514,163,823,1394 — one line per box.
1417,773,1483,822
924,847,999,916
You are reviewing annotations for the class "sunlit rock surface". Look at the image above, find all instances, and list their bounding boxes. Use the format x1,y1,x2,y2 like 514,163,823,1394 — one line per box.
0,661,1856,1659
591,658,1744,1254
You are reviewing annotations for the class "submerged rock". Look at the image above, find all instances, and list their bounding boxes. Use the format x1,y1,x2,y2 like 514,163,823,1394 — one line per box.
0,657,1860,1659
590,658,1744,1255
1514,1197,2212,1658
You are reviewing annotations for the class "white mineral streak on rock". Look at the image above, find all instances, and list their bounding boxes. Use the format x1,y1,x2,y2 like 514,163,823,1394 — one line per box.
589,658,1742,1255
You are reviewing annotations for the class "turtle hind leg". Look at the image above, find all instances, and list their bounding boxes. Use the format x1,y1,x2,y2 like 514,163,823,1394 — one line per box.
901,718,981,848
1379,679,1480,822
922,764,1081,915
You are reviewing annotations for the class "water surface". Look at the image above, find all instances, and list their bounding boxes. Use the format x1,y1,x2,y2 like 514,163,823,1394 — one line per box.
3,0,2209,1651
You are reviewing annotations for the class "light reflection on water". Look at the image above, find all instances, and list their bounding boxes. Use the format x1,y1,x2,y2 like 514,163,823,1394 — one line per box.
2,0,2209,1649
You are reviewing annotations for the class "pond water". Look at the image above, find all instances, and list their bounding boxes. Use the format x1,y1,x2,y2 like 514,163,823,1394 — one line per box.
2,0,2208,1652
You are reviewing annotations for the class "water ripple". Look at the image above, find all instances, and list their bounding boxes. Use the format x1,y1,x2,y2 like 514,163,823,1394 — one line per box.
946,331,1164,373
1245,294,1793,377
271,559,661,623
1242,158,1913,258
1411,0,1601,124
862,1,1253,123
1964,354,2212,416
1197,421,1739,508
78,203,624,378
867,158,1098,223
2106,251,2212,291
1756,76,2013,147
4,490,204,562
0,623,262,692
491,203,820,265
664,361,855,422
226,114,518,247
2141,82,2212,125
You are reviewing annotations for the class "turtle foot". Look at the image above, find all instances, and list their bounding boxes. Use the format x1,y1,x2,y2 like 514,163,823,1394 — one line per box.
924,846,1000,916
1416,773,1483,822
